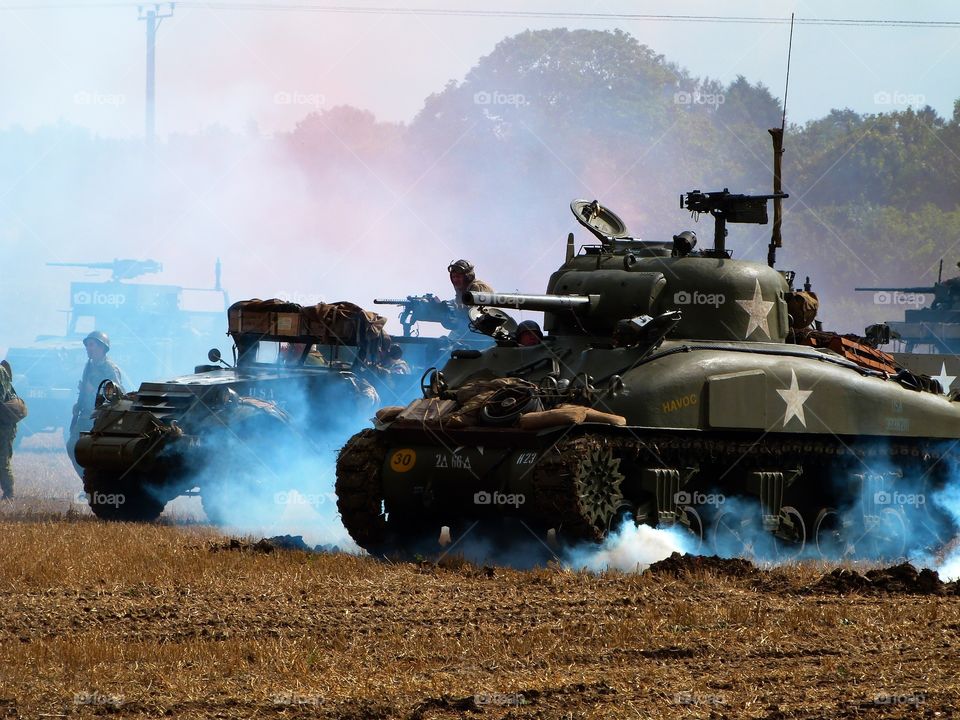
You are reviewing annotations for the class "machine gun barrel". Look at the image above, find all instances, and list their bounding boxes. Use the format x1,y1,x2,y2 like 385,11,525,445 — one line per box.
681,189,788,256
47,259,162,281
463,291,594,312
855,286,937,294
373,299,410,305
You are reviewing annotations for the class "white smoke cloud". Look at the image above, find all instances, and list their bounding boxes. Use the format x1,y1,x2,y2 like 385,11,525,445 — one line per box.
564,519,693,573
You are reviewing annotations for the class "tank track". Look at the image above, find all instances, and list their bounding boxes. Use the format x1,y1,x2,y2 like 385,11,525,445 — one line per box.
336,427,954,550
531,431,953,541
335,429,390,550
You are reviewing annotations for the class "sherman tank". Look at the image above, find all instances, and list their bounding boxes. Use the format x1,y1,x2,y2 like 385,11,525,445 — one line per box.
336,154,960,560
74,298,447,522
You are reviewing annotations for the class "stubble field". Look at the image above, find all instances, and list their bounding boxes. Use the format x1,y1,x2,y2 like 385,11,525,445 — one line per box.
2,443,959,719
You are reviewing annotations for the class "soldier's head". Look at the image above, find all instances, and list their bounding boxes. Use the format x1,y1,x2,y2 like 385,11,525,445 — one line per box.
516,320,544,347
387,344,404,361
447,259,475,292
83,331,110,361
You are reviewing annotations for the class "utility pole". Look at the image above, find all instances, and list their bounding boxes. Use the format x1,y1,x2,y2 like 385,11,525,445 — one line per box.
138,3,175,146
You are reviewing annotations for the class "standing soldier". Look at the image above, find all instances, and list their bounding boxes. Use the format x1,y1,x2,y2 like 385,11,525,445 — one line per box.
0,360,28,500
67,331,123,477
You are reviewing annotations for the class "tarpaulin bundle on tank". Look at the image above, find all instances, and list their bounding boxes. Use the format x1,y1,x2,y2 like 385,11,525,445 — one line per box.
795,328,898,375
377,376,627,430
227,298,389,359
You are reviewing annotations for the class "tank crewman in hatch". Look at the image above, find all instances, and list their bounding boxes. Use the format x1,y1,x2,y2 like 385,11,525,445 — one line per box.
0,360,28,499
437,259,495,335
515,320,544,347
67,330,124,477
447,259,494,309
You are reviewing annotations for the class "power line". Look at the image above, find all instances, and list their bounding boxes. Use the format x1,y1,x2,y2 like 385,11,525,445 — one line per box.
1,3,959,29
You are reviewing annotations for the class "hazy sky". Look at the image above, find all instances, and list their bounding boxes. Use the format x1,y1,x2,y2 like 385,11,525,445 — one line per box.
0,0,957,137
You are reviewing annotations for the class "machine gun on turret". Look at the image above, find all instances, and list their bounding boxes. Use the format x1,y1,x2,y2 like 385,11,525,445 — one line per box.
47,259,163,282
374,294,462,337
682,190,788,258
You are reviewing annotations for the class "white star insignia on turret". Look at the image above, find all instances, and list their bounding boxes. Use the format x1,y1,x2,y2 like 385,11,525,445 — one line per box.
932,362,956,394
736,279,775,339
777,369,813,428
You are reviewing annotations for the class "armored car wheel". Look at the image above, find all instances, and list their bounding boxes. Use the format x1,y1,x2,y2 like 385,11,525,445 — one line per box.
82,468,166,522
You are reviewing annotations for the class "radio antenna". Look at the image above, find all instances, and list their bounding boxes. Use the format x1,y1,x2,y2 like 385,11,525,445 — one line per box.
781,12,795,131
767,12,794,268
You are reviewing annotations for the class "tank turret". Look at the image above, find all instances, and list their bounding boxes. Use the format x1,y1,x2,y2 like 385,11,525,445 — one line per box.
464,193,791,342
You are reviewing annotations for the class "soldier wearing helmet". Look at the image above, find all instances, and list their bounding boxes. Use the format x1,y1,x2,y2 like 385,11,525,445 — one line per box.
0,360,28,500
66,331,124,476
447,259,493,308
515,320,544,347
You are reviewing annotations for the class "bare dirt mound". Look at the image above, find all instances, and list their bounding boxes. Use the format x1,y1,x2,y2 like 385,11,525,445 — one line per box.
208,535,341,554
812,562,957,595
647,551,760,578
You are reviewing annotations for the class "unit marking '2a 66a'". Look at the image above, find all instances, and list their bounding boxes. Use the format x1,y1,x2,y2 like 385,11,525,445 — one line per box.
435,452,472,470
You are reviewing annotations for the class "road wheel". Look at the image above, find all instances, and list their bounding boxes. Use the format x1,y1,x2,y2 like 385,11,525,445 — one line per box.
82,468,166,522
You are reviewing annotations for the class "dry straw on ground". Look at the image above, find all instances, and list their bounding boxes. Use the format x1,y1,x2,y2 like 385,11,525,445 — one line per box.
1,521,959,719
2,446,959,718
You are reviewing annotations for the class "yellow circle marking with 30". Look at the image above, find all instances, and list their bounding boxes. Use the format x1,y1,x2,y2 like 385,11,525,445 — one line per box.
389,449,417,473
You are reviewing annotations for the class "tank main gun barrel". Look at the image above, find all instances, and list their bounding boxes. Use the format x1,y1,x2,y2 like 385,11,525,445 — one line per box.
463,291,594,312
47,259,163,281
854,287,937,293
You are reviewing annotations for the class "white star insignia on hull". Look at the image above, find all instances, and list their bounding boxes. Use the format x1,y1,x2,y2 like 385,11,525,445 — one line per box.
777,369,813,428
932,362,956,394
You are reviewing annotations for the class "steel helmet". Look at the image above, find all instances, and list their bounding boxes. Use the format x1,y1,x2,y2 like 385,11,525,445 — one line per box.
516,320,544,340
447,259,476,282
83,330,110,351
